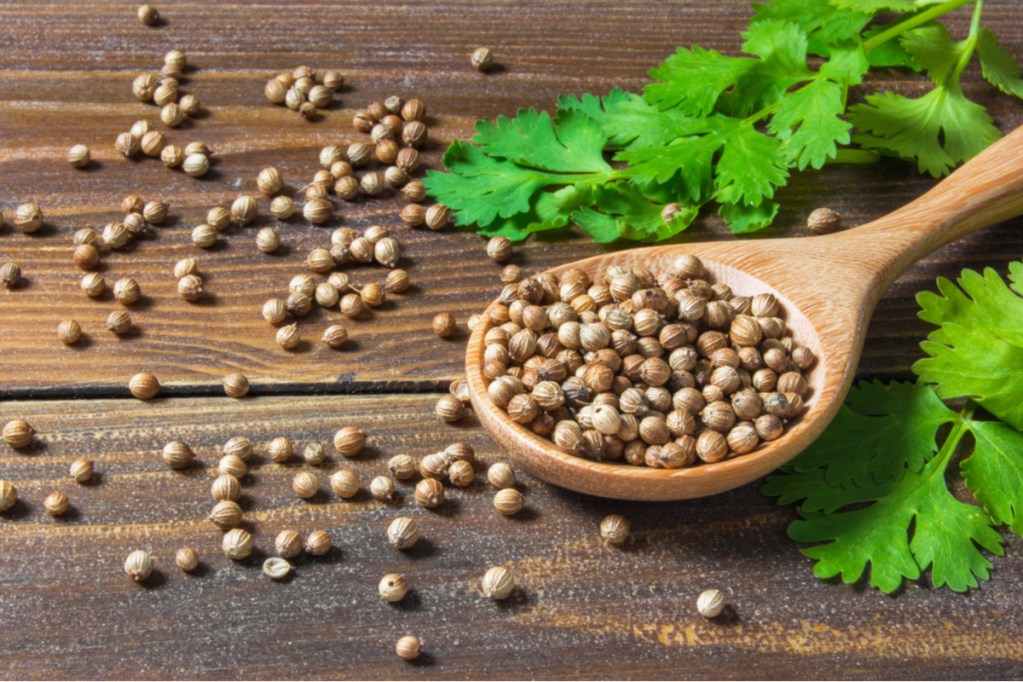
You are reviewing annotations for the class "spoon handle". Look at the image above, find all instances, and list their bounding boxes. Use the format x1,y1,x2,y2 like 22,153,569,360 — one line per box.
846,124,1023,280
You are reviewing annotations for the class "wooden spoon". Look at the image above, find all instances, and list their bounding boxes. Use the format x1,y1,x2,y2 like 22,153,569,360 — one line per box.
465,125,1023,501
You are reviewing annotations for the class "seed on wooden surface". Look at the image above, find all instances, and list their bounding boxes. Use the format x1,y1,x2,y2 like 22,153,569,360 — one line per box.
306,247,334,273
1,262,22,289
401,98,425,122
209,500,243,530
106,310,133,335
211,474,241,502
275,530,302,559
369,475,395,501
44,491,69,516
697,589,726,618
182,153,209,177
402,180,426,202
161,144,184,167
161,440,194,469
486,236,513,263
384,269,410,294
69,458,93,483
292,471,319,499
481,566,515,600
333,426,365,457
270,196,294,220
321,324,349,349
137,4,160,25
263,557,293,580
402,120,427,148
219,454,248,479
303,198,333,225
493,488,523,516
0,480,16,512
414,478,444,509
57,319,82,345
132,73,159,102
161,103,184,127
449,460,475,487
124,550,154,582
400,203,425,227
302,442,327,465
179,94,200,116
599,514,631,545
262,298,288,325
222,528,254,560
175,547,199,572
142,200,168,224
329,468,360,498
223,435,253,461
115,132,141,158
14,203,43,233
257,167,284,195
395,635,421,661
432,312,457,338
129,372,160,400
807,207,841,234
70,242,98,269
141,130,165,157
379,573,408,602
304,530,331,556
387,516,419,549
67,144,91,168
223,373,250,398
387,454,416,481
276,323,301,350
471,46,494,71
256,227,280,253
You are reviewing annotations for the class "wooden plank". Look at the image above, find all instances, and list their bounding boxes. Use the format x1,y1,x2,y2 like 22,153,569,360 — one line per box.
1,393,1022,679
0,1,1021,394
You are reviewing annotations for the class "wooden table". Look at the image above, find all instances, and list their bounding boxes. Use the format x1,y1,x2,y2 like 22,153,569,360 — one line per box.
2,1,1023,678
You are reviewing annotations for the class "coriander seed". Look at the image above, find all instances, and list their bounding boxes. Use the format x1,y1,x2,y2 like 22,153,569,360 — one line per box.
113,278,141,305
222,528,254,560
400,203,425,227
369,475,395,501
697,589,726,618
223,435,253,461
265,79,286,104
387,454,416,480
290,274,316,297
807,207,841,234
263,557,293,580
179,94,201,116
209,500,243,530
384,269,410,294
384,165,409,188
263,298,288,325
270,196,294,220
379,573,408,602
161,144,184,168
129,372,160,400
142,200,168,224
69,457,94,483
1,262,22,289
175,547,199,572
333,426,365,457
275,530,303,559
402,120,427,148
161,103,184,127
292,471,319,499
184,141,210,156
115,132,141,158
396,635,421,661
57,319,82,345
44,491,69,516
376,140,399,165
161,440,194,469
316,284,339,311
0,480,17,512
481,566,515,600
306,247,334,273
432,313,457,338
276,323,301,350
230,195,258,226
81,273,105,298
471,46,494,71
103,221,131,249
141,130,165,157
401,98,425,122
268,436,293,463
205,206,230,233
486,236,513,263
154,84,177,108
178,274,204,301
130,119,152,138
219,454,248,479
415,478,444,509
14,203,43,233
106,310,133,335
285,292,312,317
329,468,360,498
304,530,331,556
599,514,631,545
435,395,465,423
182,153,210,177
395,147,420,173
334,175,360,201
132,73,159,102
303,198,333,225
402,180,426,202
387,516,419,549
211,474,241,502
124,550,154,582
137,4,159,25
493,488,523,516
321,324,349,349
257,167,283,195
449,459,475,487
360,171,386,196
67,144,91,168
221,373,249,399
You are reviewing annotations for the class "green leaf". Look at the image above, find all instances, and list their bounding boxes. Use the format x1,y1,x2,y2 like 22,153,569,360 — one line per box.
899,23,970,85
819,42,870,85
571,183,699,243
555,89,632,130
474,108,611,174
718,200,779,234
605,93,719,150
976,28,1023,99
751,0,872,57
827,0,940,10
645,47,757,116
768,78,851,169
724,20,814,116
713,124,788,206
965,420,1023,534
862,23,922,69
618,121,730,203
849,86,1002,177
914,267,1023,429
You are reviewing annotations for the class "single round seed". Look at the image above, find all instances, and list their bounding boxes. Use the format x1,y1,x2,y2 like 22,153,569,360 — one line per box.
387,516,420,549
400,204,425,227
304,530,331,556
107,310,133,335
432,312,457,338
175,547,199,572
262,298,288,325
137,4,160,24
178,274,204,301
69,457,93,483
179,94,201,116
276,323,300,350
115,132,141,158
369,475,395,501
256,227,280,254
128,372,160,400
14,203,43,233
270,196,294,220
268,436,293,463
303,198,333,225
257,167,283,195
124,550,154,582
223,373,250,398
210,474,241,502
384,269,410,294
292,471,319,499
435,395,465,423
415,478,444,509
328,468,360,499
113,277,141,305
387,454,417,481
173,257,198,279
222,528,254,560
302,442,326,465
2,262,22,289
3,419,35,449
396,636,422,661
599,514,631,545
487,462,515,489
223,435,253,461
161,144,184,167
471,46,494,71
807,207,841,234
275,530,303,559
263,557,293,580
182,153,210,177
44,490,69,516
161,103,184,127
486,236,513,263
449,459,475,487
379,573,408,602
697,588,726,618
161,440,194,469
219,454,248,479
494,488,523,516
142,200,168,224
141,131,165,157
67,144,91,168
481,566,515,600
209,500,243,530
57,319,82,345
333,426,365,457
0,480,16,512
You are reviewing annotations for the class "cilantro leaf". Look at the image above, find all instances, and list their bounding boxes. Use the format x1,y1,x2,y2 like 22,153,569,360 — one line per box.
724,20,813,116
474,108,611,174
555,89,632,130
713,124,788,206
966,421,1023,534
718,200,779,234
899,23,969,85
751,0,871,57
827,0,939,11
768,77,851,169
645,47,756,116
914,267,1023,429
976,28,1023,99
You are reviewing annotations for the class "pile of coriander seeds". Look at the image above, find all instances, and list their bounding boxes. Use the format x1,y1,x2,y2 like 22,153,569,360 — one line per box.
480,254,814,467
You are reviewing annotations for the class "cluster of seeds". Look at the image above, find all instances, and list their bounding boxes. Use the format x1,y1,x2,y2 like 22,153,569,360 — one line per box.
1,419,95,517
130,50,202,129
476,254,814,467
0,203,45,288
264,65,344,121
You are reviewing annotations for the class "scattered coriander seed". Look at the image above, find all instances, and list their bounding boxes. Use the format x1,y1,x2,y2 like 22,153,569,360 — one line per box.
132,73,159,102
471,46,494,71
379,573,408,602
299,101,318,120
103,221,131,249
115,132,141,158
304,184,328,201
362,283,386,308
290,274,316,296
599,514,631,545
329,468,360,498
333,426,366,457
161,103,184,127
222,528,254,560
124,550,154,582
257,167,284,195
263,557,293,580
499,264,522,283
270,195,294,220
223,435,253,461
307,84,332,108
153,82,178,108
331,161,354,179
209,500,244,530
402,120,427,148
268,436,293,463
106,310,133,335
130,120,152,138
69,457,94,483
265,78,286,104
205,206,230,232
493,488,523,516
317,280,341,306
384,165,409,188
178,273,204,300
44,491,69,516
176,547,199,572
223,373,250,398
449,459,475,487
697,589,726,618
128,372,160,400
141,130,165,157
292,471,319,499
334,175,360,200
402,180,426,203
425,204,450,231
14,203,43,233
304,530,331,556
415,478,444,509
435,394,465,423
432,313,457,338
321,324,349,349
219,454,248,479
275,530,303,559
481,566,515,600
387,516,420,549
303,198,333,225
297,443,325,467
350,236,374,263
1,262,21,289
81,272,105,297
396,635,421,661
123,212,146,236
161,440,194,469
285,292,312,317
182,153,210,177
184,141,210,157
419,453,449,480
807,207,841,234
276,323,301,350
262,298,288,325
322,70,344,90
0,480,15,512
319,145,345,168
306,247,334,273
67,144,91,168
164,48,186,70
371,122,395,144
211,474,241,502
486,236,513,263
360,171,386,196
387,454,417,480
384,269,410,294
369,475,395,501
400,203,425,227
113,278,141,305
57,319,82,345
137,4,160,25
142,200,168,224
179,94,201,116
161,144,184,168
487,462,516,489
375,140,399,165
401,98,425,122
230,195,258,226
73,228,99,247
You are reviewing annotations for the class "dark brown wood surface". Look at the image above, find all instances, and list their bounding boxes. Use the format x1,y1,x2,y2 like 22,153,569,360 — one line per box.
1,0,1023,678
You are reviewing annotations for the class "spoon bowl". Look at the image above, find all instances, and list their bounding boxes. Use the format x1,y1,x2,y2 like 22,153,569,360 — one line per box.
466,125,1023,500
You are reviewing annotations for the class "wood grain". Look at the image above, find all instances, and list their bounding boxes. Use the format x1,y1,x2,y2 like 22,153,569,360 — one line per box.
0,0,1021,395
1,393,1022,680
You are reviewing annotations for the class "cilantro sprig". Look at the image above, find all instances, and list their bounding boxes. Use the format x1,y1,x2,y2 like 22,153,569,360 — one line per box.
764,263,1023,593
425,0,1023,242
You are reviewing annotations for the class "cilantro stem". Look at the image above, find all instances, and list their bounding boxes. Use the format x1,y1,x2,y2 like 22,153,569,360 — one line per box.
951,0,984,82
830,149,881,165
862,0,974,54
